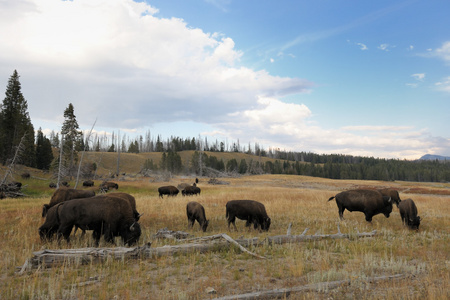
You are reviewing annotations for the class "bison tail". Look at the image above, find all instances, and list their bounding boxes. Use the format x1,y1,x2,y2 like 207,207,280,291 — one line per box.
327,196,335,202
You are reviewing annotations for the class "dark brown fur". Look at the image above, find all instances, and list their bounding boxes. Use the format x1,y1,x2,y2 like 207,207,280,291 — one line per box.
226,200,271,232
56,195,141,246
182,185,201,196
378,188,401,207
398,198,421,229
328,189,393,222
186,201,209,232
158,185,179,198
42,188,95,217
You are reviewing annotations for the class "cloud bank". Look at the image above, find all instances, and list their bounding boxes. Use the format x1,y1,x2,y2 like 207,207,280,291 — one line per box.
0,0,448,159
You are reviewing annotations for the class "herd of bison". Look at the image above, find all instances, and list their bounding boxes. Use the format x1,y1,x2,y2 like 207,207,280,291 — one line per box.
38,181,421,247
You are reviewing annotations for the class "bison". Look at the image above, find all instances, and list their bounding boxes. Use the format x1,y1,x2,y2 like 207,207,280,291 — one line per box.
158,185,179,198
99,181,119,192
42,188,96,217
39,192,141,241
182,185,201,196
378,188,401,207
56,195,141,246
226,200,271,232
328,189,393,222
398,198,421,230
109,192,142,221
186,201,209,232
83,180,94,187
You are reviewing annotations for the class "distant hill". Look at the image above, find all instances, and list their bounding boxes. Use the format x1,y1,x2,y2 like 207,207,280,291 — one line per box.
419,154,450,161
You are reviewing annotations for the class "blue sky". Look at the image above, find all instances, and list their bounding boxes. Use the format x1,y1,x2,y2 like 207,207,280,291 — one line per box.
0,0,449,159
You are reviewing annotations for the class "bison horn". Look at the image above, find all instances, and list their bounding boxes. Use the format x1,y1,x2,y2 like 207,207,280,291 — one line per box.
388,197,392,203
130,222,135,231
138,213,144,218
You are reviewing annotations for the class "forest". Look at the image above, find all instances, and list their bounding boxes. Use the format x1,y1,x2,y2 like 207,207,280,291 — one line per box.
1,70,449,184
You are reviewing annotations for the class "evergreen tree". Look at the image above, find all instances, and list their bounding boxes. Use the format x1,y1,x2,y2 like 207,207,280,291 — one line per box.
0,70,35,166
61,103,81,176
35,128,54,170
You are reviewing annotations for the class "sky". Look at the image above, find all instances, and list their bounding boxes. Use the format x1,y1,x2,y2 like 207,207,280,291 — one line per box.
0,0,449,160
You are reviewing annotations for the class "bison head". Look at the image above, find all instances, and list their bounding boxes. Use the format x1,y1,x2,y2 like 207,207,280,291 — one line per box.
261,217,271,231
121,222,141,246
201,220,209,232
408,216,421,230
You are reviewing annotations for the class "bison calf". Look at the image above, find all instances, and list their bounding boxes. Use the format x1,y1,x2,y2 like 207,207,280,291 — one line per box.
328,189,393,222
186,201,209,232
398,198,421,230
226,200,271,232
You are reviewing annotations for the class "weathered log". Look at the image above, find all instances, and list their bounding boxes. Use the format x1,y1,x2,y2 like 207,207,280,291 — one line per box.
18,228,377,272
212,274,406,300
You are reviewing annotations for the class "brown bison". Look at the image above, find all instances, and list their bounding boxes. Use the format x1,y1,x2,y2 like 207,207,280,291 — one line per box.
56,195,141,246
39,192,141,241
109,192,142,221
83,180,94,187
378,188,401,207
328,189,393,222
186,201,209,232
182,185,201,196
99,181,119,192
226,200,271,232
398,198,421,230
158,185,179,198
42,188,95,217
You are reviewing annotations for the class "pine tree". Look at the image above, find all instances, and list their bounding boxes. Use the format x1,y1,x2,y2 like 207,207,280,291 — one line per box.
61,103,81,177
0,70,35,166
35,128,54,170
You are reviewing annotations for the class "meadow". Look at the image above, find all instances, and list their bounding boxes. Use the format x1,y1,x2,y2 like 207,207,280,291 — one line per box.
1,174,449,299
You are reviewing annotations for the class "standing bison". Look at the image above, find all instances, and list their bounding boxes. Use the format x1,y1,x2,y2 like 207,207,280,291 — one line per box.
99,181,119,192
186,201,209,232
226,200,271,232
182,185,201,196
83,180,94,187
398,198,421,230
328,189,393,222
56,195,141,246
39,192,141,241
42,188,95,217
158,185,179,198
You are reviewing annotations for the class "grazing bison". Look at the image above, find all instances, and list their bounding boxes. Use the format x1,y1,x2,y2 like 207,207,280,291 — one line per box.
378,188,401,207
49,182,57,188
21,172,30,179
182,185,201,196
100,181,119,192
39,203,64,241
61,181,70,187
56,195,141,246
158,185,179,198
398,198,421,230
186,201,209,232
42,188,95,217
83,180,94,187
39,192,141,241
226,200,271,232
328,189,393,222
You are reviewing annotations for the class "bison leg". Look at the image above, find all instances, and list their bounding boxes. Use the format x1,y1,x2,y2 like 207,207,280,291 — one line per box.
57,224,73,243
227,215,238,231
364,213,373,222
338,205,345,220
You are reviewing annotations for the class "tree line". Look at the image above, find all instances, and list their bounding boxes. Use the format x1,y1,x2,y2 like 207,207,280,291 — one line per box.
1,70,449,183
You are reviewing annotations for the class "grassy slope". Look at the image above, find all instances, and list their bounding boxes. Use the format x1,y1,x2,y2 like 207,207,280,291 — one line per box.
0,160,449,299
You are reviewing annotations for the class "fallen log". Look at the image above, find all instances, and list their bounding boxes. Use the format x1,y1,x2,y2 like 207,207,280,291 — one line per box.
212,274,407,300
18,227,377,272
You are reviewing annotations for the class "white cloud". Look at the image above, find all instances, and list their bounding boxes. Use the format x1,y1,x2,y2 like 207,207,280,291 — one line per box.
378,43,390,51
411,73,425,81
435,41,450,62
357,43,368,50
0,0,312,130
435,76,450,93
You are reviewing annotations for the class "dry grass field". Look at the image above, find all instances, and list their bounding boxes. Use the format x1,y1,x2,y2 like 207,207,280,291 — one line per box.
1,174,449,299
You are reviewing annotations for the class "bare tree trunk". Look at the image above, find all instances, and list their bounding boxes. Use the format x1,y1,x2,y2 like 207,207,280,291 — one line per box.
74,119,96,188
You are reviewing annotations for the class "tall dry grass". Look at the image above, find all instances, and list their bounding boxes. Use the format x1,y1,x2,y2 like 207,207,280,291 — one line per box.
1,175,449,299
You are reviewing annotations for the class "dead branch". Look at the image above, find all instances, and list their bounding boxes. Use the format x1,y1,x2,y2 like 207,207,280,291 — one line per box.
212,274,407,300
18,227,376,272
